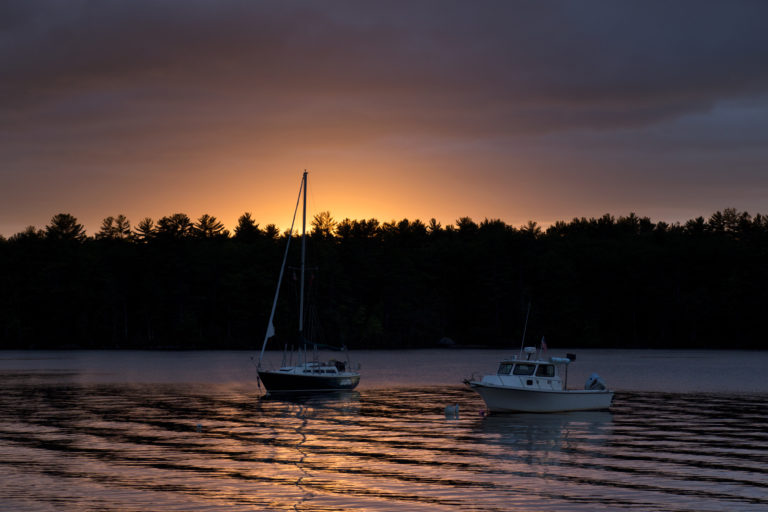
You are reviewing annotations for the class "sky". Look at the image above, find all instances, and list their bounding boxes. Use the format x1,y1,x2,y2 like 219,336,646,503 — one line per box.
2,0,768,237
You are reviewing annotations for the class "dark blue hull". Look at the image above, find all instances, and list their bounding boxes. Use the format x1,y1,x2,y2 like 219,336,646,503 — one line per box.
258,370,360,393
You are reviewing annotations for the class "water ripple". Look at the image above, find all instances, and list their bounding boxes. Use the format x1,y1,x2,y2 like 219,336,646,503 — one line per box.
0,379,766,511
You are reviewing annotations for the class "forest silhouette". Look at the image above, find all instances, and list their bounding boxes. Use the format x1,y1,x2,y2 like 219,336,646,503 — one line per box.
1,208,765,350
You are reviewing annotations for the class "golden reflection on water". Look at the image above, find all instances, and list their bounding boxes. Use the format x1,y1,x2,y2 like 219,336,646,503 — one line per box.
0,378,767,511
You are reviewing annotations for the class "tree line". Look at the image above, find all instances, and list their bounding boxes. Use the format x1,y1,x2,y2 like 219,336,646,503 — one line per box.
1,208,766,350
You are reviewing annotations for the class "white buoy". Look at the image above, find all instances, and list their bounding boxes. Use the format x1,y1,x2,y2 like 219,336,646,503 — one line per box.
444,404,459,419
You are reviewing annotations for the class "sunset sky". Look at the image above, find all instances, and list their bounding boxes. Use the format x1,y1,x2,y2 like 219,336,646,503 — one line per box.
2,1,768,237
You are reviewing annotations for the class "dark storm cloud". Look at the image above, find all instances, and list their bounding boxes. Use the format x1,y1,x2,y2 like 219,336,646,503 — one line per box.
2,0,768,238
2,0,768,142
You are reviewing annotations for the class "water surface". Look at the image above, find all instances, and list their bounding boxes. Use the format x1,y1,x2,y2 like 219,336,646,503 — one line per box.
1,349,766,511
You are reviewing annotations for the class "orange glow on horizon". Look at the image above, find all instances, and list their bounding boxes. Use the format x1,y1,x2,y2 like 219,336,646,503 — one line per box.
0,132,744,238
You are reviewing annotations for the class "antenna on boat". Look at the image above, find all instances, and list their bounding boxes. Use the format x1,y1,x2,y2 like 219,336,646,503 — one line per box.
518,302,531,358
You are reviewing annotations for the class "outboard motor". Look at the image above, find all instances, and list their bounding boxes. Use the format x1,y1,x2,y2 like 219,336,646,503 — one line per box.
585,373,607,391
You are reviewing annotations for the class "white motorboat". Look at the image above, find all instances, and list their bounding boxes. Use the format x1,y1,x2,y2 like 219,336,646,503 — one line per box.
256,170,360,393
467,347,613,413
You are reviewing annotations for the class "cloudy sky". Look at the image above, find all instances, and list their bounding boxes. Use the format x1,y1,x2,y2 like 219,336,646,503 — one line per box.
2,0,768,236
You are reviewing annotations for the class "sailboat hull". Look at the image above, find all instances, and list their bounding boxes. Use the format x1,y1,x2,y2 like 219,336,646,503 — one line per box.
258,369,360,393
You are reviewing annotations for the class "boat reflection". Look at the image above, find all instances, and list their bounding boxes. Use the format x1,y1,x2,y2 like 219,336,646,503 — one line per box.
259,390,361,416
476,410,613,451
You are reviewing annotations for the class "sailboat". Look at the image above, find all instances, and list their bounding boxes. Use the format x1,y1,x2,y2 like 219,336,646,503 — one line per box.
256,171,360,393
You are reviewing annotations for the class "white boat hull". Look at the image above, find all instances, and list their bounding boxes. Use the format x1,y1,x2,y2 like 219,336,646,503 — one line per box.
470,382,613,413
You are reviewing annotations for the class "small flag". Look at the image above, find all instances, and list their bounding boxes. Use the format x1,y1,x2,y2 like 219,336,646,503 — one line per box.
266,321,275,338
541,336,547,352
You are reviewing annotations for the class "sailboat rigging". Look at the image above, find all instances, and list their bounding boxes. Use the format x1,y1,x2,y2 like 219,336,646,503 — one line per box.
256,171,360,393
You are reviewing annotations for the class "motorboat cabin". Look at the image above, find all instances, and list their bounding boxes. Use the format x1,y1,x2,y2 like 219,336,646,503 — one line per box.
491,360,563,390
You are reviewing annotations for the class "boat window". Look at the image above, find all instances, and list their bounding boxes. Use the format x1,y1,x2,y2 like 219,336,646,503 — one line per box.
497,363,514,375
512,363,535,376
536,365,555,377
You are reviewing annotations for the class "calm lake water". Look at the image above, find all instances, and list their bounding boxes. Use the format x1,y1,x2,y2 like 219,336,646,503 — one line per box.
1,349,766,511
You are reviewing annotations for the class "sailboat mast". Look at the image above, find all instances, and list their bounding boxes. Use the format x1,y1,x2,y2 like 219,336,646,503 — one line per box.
257,171,304,367
299,170,307,334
